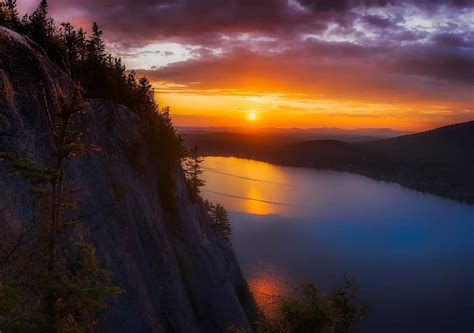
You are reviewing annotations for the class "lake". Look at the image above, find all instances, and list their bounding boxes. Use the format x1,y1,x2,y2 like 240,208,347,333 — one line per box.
201,156,474,333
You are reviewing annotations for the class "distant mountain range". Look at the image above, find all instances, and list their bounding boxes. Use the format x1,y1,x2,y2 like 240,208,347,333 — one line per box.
183,121,474,204
178,126,411,143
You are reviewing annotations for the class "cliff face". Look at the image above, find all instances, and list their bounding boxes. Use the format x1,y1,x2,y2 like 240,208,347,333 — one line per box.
0,27,254,332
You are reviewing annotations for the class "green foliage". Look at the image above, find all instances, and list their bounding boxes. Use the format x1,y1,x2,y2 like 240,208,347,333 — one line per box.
0,85,121,332
0,241,122,332
206,201,232,246
256,276,367,333
183,144,205,203
0,153,53,185
55,243,123,331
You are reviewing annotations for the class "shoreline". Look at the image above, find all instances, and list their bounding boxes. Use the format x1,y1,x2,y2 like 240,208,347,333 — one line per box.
202,153,474,206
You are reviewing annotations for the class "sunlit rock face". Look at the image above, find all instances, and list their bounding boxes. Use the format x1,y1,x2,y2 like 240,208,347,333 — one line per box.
0,27,255,332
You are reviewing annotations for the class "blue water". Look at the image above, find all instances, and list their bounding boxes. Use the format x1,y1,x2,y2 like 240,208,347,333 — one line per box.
201,157,474,333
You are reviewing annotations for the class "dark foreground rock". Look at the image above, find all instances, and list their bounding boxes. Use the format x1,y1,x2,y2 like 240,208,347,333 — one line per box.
0,27,254,332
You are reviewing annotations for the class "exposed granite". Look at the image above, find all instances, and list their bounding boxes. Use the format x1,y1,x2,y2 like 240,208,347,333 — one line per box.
0,26,254,332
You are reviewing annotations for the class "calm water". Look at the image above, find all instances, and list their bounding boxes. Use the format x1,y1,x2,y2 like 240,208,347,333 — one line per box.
201,156,474,333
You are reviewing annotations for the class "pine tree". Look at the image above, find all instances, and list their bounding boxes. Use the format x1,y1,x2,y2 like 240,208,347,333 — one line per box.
0,0,20,30
1,1,185,215
0,85,121,332
87,22,105,60
183,144,205,203
160,106,174,129
60,22,78,76
76,28,87,63
206,201,232,246
25,0,52,40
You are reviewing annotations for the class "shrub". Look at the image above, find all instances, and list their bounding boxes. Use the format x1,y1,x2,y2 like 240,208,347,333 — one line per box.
256,276,367,333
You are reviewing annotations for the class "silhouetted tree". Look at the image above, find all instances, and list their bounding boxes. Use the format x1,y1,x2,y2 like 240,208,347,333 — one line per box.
59,22,81,76
88,22,105,59
0,0,20,30
206,201,232,246
183,145,205,202
22,0,70,72
1,2,185,213
24,0,52,44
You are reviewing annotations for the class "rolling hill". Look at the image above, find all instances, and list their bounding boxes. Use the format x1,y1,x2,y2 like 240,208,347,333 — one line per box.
184,121,474,203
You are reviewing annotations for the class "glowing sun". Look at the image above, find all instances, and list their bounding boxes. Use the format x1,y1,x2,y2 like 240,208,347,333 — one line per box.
248,112,257,121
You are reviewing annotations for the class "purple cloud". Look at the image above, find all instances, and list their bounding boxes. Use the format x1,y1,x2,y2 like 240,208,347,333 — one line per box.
20,0,474,122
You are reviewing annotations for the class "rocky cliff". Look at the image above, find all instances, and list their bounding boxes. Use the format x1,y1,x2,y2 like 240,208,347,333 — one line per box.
0,27,254,332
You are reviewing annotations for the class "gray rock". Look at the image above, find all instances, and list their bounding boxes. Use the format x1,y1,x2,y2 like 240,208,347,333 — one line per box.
0,27,255,332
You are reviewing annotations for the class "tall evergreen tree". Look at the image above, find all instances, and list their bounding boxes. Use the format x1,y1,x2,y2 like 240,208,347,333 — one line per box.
0,85,121,332
23,0,70,72
1,1,185,214
183,145,205,203
60,22,78,76
87,22,105,60
0,0,20,30
206,202,232,246
25,0,51,39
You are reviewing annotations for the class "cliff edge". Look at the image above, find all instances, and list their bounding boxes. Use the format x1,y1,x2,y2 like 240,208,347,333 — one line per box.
0,27,254,332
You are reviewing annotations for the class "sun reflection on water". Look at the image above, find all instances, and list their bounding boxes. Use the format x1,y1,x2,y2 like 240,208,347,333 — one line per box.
201,157,292,216
244,186,272,215
247,269,290,318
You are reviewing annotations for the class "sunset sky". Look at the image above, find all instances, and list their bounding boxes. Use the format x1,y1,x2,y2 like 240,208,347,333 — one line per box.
19,0,474,131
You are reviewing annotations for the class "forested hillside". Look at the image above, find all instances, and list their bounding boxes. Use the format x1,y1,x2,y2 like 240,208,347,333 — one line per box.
184,121,474,204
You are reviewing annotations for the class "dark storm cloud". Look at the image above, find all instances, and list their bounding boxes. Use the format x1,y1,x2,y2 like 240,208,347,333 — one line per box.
46,0,313,44
39,0,472,45
432,32,474,47
297,0,395,12
295,0,474,13
396,47,474,84
363,14,396,28
23,0,473,106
